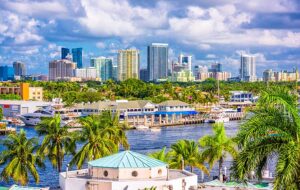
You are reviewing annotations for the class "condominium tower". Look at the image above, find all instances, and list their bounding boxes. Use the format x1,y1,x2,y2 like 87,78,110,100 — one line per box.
13,61,26,76
49,59,76,81
61,47,70,59
90,57,113,81
147,43,168,81
178,54,192,72
117,49,140,81
240,54,256,82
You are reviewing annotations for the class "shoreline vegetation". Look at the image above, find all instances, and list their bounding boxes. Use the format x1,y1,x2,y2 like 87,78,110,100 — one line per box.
0,82,298,189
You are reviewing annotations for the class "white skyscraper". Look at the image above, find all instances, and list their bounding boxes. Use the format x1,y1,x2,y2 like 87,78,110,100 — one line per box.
178,54,192,72
74,67,98,80
240,54,256,82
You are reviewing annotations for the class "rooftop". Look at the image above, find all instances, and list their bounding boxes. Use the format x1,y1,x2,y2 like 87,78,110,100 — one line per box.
159,100,189,107
88,150,167,168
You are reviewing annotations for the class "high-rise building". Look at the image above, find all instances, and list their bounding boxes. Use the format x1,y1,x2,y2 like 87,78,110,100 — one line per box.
49,59,76,81
61,48,70,59
209,63,222,72
75,67,98,80
240,54,256,82
0,66,14,81
112,65,118,81
178,54,192,72
72,48,83,68
147,43,168,81
139,68,149,82
13,61,26,76
117,49,140,81
90,57,113,81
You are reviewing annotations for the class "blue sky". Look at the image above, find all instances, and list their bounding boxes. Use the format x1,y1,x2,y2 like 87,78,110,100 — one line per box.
0,0,299,76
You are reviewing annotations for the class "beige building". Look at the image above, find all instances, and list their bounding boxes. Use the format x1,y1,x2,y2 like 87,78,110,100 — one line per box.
197,72,231,81
263,69,299,82
49,59,76,81
117,49,140,81
0,83,43,101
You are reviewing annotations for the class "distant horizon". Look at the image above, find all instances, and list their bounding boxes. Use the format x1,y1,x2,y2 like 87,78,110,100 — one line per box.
0,0,299,76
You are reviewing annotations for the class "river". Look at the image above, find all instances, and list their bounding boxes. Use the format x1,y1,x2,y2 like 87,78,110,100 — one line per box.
0,121,241,188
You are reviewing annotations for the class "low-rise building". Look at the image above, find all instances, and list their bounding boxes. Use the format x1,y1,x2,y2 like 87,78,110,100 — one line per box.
157,100,196,115
59,151,198,190
230,91,256,102
0,100,50,117
0,83,43,101
170,70,195,82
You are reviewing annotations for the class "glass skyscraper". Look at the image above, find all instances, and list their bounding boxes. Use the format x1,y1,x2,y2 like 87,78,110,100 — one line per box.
90,57,113,81
0,66,14,81
240,54,256,82
147,43,168,81
61,47,70,59
72,48,83,68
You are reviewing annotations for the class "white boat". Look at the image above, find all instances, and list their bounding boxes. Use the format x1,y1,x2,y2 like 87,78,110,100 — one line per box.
135,125,149,130
205,113,230,123
18,107,81,126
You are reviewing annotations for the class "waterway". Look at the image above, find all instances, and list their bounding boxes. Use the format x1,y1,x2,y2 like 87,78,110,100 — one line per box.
0,121,241,188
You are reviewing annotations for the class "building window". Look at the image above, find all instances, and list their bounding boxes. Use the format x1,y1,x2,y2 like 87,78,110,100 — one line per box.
103,170,108,177
132,171,138,177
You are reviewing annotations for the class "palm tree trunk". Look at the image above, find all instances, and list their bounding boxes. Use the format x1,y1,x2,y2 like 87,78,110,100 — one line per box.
219,156,224,182
57,144,62,173
190,166,193,173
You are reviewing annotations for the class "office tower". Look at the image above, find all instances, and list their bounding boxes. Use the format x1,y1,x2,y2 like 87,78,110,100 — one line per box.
72,48,83,68
178,54,192,72
112,65,118,81
194,65,208,80
49,59,76,81
147,43,168,81
90,57,113,81
240,54,256,82
139,68,149,82
0,66,14,81
117,49,140,81
75,67,98,80
13,61,26,76
263,69,275,82
61,47,70,59
209,63,222,72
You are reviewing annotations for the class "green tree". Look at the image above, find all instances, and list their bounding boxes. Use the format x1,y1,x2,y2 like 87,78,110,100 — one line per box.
232,87,300,189
0,107,3,121
169,140,208,174
0,129,44,185
199,123,237,182
36,115,76,172
148,147,169,163
69,112,129,169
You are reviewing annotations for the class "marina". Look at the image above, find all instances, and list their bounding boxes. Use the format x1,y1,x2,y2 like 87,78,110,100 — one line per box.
0,121,241,188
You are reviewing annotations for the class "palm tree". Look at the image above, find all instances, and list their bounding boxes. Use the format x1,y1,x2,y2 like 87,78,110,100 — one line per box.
148,147,169,163
0,129,44,185
168,140,208,174
232,87,300,189
69,112,129,169
199,123,237,182
36,114,76,172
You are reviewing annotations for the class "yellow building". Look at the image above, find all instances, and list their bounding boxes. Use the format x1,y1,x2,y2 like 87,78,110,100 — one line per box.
0,83,43,101
117,49,140,81
170,70,195,82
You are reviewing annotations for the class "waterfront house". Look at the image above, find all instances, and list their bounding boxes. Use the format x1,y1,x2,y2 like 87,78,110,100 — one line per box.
156,100,197,116
59,151,198,190
229,91,258,103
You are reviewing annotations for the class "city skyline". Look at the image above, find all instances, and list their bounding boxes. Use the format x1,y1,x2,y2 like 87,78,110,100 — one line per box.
0,0,299,76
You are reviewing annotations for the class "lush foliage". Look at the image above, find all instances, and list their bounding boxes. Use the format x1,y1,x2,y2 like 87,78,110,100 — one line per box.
0,107,3,121
232,87,300,189
36,115,76,172
199,123,237,182
0,94,21,100
69,111,129,169
0,129,44,185
23,79,297,105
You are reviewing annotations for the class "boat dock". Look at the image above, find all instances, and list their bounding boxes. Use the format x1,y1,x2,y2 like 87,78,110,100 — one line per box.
125,112,245,128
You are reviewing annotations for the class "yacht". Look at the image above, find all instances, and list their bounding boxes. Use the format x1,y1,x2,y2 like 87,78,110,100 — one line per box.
18,107,81,126
135,125,149,130
205,113,230,123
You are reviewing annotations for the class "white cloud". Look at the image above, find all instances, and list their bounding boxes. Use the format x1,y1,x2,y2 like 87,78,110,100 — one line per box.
206,54,217,59
96,42,106,49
